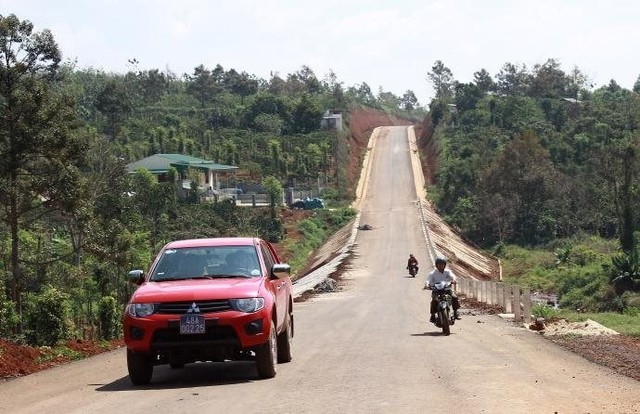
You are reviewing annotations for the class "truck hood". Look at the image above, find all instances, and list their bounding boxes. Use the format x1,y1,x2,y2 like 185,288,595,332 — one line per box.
131,277,263,303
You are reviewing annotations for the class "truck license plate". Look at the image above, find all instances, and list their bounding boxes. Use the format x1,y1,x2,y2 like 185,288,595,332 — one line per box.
180,314,205,334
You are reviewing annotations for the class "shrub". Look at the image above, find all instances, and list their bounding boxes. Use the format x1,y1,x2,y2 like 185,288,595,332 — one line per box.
0,295,19,337
99,295,121,340
298,218,323,246
24,285,73,346
320,207,357,228
531,303,557,319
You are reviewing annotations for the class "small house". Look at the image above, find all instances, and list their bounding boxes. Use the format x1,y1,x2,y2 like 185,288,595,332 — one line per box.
126,154,238,199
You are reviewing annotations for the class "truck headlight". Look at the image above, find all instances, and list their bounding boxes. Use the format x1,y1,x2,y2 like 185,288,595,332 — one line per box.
229,298,265,313
126,303,155,317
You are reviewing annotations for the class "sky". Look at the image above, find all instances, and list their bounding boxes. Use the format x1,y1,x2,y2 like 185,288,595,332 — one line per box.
2,0,639,106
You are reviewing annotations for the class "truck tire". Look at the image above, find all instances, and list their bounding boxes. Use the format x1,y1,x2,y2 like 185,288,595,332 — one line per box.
256,322,277,378
127,349,153,385
277,310,293,363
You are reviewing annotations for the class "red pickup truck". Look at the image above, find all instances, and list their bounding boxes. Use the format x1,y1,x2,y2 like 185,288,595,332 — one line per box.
124,237,293,385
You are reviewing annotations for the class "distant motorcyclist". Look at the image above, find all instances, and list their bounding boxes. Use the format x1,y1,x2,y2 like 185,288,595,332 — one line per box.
406,254,418,270
424,257,461,321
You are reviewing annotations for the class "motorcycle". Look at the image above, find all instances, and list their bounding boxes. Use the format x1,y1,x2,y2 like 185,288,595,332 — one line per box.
428,281,455,335
407,264,419,277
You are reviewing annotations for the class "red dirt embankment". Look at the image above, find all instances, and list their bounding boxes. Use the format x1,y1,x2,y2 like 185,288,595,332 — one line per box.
0,339,125,380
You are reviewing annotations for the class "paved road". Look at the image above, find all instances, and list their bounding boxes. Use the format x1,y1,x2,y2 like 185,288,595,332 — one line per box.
1,127,638,414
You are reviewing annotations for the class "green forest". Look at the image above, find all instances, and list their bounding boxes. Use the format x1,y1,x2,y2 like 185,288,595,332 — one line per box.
424,59,640,319
1,13,639,347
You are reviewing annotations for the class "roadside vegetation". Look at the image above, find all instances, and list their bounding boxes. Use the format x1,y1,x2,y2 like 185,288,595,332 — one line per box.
281,208,357,274
503,237,640,336
531,304,640,337
423,59,640,327
0,14,419,348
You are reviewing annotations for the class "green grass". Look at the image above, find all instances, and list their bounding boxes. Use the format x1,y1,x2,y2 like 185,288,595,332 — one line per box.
281,207,356,278
500,236,640,336
36,345,84,364
531,303,557,320
531,304,640,337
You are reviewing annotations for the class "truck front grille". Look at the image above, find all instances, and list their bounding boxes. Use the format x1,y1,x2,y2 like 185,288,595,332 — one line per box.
155,300,231,314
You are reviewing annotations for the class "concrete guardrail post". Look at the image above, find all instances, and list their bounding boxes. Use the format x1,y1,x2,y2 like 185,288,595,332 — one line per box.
513,285,522,322
522,287,531,324
491,281,498,306
503,283,512,313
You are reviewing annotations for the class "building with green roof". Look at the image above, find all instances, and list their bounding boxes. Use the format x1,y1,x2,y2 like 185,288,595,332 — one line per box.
127,154,239,197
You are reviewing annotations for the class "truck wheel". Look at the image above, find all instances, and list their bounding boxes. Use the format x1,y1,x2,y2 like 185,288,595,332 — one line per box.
439,309,450,336
256,322,277,378
127,349,153,385
277,310,293,363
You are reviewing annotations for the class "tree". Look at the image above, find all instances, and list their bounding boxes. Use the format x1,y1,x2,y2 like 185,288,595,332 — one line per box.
347,82,376,106
322,69,347,109
496,62,530,96
292,94,323,133
400,90,419,110
478,130,564,244
94,78,132,141
262,175,284,209
268,73,287,95
224,69,259,99
253,113,284,134
186,64,218,107
454,82,484,112
262,175,284,242
137,69,168,103
529,58,567,98
291,65,322,95
566,66,591,99
473,69,495,93
66,67,110,123
0,14,85,330
600,139,638,253
130,169,176,252
245,93,292,133
427,60,454,102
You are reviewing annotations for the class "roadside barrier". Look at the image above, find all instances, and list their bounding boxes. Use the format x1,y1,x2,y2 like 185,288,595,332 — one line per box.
456,278,532,324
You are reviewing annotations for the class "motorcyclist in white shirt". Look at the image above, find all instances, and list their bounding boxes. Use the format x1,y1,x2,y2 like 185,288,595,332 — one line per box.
424,257,461,322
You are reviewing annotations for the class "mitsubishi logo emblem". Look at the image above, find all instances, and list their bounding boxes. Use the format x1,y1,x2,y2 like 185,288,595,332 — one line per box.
188,302,201,313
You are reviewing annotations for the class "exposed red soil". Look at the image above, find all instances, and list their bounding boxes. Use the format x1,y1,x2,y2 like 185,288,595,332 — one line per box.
545,335,640,381
0,338,124,381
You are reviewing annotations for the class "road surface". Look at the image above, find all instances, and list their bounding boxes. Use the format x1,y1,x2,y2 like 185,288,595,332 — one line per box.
1,126,638,414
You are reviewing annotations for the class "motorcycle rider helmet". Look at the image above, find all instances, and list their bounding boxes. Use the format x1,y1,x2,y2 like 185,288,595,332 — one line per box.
435,257,447,266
